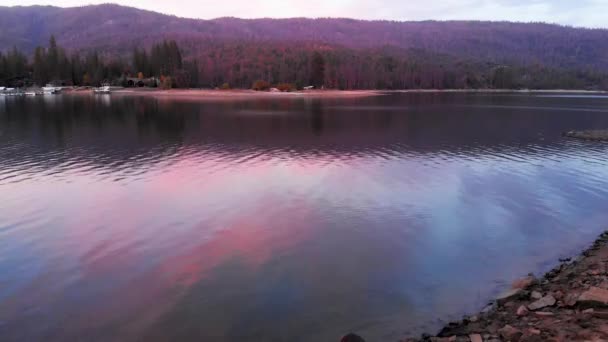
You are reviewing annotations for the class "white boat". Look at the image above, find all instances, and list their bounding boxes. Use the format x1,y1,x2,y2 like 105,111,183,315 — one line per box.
2,88,24,96
93,86,111,94
42,86,61,94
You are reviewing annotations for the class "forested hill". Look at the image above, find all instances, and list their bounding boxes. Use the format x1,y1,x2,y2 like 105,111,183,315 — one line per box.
2,4,608,69
1,4,608,89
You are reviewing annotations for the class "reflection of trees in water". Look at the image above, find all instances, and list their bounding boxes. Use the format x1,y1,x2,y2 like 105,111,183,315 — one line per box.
2,94,608,171
310,101,324,136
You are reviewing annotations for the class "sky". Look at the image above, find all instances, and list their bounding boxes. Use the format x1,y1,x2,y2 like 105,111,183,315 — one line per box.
1,0,607,28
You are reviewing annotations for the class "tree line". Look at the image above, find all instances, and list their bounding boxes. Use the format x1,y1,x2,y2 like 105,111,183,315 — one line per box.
1,35,607,90
1,36,194,88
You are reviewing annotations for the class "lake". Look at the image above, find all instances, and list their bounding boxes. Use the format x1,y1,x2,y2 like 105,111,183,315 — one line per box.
1,92,608,341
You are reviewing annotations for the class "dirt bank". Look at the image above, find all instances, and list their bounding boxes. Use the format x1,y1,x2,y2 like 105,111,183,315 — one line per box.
406,231,608,342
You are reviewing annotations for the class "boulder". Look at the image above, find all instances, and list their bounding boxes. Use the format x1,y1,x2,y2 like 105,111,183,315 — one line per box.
429,337,452,342
340,333,366,342
530,291,543,300
593,310,608,319
528,295,556,311
469,334,483,342
496,289,523,305
516,305,529,316
498,325,522,341
563,293,579,307
577,287,608,308
512,275,536,289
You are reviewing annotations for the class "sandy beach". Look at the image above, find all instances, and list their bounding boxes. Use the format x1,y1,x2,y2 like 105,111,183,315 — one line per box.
107,88,385,100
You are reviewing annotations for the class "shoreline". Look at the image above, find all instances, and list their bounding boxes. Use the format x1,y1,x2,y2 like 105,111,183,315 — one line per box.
55,88,608,102
106,88,384,100
407,231,608,342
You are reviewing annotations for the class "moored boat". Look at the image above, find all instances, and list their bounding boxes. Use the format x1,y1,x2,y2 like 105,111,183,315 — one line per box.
93,86,111,94
42,86,62,95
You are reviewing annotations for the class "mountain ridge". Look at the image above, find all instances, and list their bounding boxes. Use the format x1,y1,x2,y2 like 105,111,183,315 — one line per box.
1,4,607,72
1,4,607,90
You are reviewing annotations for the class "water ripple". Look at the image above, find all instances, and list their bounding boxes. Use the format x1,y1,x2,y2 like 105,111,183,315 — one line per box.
2,93,608,341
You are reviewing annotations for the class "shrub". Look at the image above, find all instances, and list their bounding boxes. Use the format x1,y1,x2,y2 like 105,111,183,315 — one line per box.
221,82,231,90
252,80,271,91
161,76,173,89
276,83,296,92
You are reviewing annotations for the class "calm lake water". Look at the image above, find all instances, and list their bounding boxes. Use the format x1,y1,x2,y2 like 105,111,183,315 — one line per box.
1,92,608,341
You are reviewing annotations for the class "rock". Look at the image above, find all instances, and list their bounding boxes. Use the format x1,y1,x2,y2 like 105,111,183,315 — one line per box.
564,293,579,307
512,276,536,289
528,295,556,311
496,289,523,305
593,310,608,319
430,337,452,342
504,301,515,308
469,315,479,323
530,291,543,300
516,305,529,316
340,333,366,342
528,328,541,335
469,334,482,342
564,130,608,141
598,324,608,335
534,311,555,317
481,303,495,314
498,325,522,341
577,287,608,308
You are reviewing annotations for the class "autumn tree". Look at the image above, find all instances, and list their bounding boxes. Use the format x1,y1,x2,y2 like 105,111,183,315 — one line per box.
252,80,271,91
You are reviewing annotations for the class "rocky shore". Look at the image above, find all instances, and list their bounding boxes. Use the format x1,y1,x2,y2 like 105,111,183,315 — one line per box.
564,130,608,141
406,231,608,342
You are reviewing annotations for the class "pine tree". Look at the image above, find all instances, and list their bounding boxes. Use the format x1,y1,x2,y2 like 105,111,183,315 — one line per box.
47,35,59,80
33,46,48,85
310,51,325,88
0,52,6,85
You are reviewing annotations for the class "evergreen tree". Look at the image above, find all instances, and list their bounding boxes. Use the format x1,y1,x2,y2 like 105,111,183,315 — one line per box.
70,53,83,85
33,46,48,85
5,47,27,79
47,35,59,80
0,52,6,85
310,51,325,87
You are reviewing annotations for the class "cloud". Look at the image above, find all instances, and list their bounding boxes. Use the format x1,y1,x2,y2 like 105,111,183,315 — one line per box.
2,0,606,27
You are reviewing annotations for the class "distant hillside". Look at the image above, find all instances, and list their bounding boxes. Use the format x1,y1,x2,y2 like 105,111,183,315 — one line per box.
1,4,608,90
1,4,608,71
